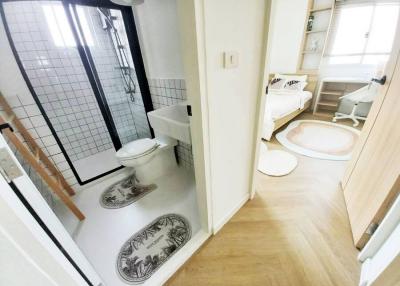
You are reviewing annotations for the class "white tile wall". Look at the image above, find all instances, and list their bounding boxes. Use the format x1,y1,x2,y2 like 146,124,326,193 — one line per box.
3,1,115,162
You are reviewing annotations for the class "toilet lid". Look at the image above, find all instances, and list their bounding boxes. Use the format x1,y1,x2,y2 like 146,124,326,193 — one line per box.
116,138,158,159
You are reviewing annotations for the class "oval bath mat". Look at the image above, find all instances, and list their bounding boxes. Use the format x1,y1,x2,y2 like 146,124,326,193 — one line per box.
276,120,360,161
100,174,157,209
117,214,191,284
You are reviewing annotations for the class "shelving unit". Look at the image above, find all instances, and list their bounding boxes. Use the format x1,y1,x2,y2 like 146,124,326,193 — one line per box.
313,77,370,118
297,0,335,74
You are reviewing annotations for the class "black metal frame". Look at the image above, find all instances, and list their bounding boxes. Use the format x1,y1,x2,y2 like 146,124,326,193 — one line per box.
8,180,93,285
0,0,154,185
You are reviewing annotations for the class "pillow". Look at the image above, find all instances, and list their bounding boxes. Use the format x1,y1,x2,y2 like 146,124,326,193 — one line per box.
276,73,307,82
283,80,307,92
269,77,286,90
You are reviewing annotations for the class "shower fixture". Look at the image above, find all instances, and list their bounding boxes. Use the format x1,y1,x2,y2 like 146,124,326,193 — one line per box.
98,8,137,102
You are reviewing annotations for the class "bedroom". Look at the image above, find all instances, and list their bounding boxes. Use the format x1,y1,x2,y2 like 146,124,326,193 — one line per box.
252,0,400,283
257,0,399,172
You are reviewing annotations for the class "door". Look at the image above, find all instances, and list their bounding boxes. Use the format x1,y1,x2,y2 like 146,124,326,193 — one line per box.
341,31,400,248
0,134,103,285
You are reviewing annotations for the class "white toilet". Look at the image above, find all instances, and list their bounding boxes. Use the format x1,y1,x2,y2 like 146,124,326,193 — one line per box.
115,136,178,183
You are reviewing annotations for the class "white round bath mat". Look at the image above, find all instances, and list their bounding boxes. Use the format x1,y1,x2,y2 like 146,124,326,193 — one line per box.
276,120,360,161
258,144,298,176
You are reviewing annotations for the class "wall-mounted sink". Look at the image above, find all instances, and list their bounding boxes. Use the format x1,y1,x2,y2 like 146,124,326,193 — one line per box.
147,104,191,144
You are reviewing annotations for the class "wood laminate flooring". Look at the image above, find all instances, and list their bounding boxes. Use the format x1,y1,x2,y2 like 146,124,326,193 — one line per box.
166,113,361,286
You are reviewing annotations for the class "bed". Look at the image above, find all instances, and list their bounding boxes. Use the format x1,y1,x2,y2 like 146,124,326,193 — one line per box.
261,74,317,141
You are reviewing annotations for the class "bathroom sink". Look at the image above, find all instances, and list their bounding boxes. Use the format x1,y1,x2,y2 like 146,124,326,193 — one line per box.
147,104,191,144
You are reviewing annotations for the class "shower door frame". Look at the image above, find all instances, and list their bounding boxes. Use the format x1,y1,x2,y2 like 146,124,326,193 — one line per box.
0,0,154,185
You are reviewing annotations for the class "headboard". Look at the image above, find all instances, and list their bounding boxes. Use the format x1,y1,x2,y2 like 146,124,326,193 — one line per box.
268,73,318,95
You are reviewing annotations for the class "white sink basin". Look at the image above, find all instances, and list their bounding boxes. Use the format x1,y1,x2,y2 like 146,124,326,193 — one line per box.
147,104,191,144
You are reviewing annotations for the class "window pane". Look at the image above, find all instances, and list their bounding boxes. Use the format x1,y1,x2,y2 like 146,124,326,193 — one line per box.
331,6,373,55
366,4,399,53
362,54,389,65
329,55,362,64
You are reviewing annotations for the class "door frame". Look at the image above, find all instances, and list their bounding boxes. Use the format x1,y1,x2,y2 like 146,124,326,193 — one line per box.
0,134,103,285
249,0,275,199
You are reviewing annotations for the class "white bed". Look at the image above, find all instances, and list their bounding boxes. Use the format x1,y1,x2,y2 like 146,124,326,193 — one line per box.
262,90,313,141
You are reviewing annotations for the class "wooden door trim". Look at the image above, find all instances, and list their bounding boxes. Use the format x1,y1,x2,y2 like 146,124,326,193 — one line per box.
356,176,400,249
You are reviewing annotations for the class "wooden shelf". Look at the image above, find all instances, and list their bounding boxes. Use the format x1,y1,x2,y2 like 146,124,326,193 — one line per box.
320,90,343,96
302,50,323,54
297,0,334,73
306,29,327,34
318,100,338,107
314,110,335,118
311,6,332,13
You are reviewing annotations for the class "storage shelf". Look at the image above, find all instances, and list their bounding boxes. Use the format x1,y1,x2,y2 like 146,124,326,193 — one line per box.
320,90,343,96
306,29,327,34
314,110,335,118
302,50,323,54
311,6,332,13
317,100,338,107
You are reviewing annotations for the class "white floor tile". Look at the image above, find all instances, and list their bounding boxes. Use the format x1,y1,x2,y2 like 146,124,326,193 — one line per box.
55,167,200,286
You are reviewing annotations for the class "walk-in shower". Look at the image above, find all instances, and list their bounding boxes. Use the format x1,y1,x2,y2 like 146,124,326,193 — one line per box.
1,0,154,184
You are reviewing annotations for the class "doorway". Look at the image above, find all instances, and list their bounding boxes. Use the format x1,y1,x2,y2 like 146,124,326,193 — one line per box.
250,0,400,284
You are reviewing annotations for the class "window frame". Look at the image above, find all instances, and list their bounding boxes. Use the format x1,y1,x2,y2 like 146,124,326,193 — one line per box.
326,1,399,65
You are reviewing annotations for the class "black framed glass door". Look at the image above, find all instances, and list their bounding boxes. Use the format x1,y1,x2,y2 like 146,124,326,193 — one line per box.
1,0,154,184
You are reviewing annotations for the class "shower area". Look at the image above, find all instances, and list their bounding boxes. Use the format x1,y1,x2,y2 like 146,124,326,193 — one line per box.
1,0,153,184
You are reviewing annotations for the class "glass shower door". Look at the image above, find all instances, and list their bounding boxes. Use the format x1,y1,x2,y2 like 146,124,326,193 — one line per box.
1,0,153,184
72,4,152,144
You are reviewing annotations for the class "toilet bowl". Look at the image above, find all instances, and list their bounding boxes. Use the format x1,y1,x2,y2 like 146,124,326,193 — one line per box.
116,136,177,182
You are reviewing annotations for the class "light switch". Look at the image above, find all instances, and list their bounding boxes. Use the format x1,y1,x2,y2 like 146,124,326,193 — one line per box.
224,51,238,69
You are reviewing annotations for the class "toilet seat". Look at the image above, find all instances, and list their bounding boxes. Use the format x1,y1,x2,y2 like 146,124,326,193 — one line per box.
116,138,159,160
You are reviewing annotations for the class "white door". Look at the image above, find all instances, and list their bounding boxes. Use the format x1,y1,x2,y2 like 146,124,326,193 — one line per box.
0,134,103,286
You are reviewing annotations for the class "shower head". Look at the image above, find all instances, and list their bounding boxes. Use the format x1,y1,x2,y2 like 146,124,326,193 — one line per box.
110,0,144,6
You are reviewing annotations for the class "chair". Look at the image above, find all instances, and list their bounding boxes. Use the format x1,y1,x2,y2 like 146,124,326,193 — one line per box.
332,82,378,127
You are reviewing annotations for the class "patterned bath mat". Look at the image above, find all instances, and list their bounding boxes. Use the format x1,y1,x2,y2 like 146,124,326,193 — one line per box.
117,214,191,284
100,174,157,209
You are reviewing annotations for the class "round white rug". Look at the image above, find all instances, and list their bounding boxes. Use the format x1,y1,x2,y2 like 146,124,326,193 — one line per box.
258,144,298,176
276,120,360,161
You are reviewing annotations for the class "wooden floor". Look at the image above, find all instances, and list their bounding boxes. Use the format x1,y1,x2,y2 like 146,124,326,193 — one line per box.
166,113,361,286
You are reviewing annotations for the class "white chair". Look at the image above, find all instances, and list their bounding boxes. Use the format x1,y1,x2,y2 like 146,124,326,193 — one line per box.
332,82,378,127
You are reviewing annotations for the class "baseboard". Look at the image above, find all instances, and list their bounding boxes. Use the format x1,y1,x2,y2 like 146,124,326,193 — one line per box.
213,194,250,234
145,229,210,286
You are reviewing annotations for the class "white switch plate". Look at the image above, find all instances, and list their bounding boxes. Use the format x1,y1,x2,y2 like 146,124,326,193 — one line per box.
223,51,238,69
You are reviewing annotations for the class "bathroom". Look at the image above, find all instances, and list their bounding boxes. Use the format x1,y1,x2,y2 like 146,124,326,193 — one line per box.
0,0,204,285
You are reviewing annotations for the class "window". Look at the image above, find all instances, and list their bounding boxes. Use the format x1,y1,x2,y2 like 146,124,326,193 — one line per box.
43,4,93,48
326,1,399,65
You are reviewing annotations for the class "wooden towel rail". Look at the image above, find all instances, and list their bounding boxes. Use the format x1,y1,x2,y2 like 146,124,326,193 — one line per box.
0,94,75,196
0,93,84,221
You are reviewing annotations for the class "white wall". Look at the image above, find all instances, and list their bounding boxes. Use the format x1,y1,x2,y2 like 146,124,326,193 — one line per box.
268,0,308,73
133,0,185,79
200,0,268,231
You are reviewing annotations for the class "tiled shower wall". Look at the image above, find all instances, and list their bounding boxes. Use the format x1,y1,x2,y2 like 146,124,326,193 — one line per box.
148,78,194,169
3,1,151,163
3,1,115,162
